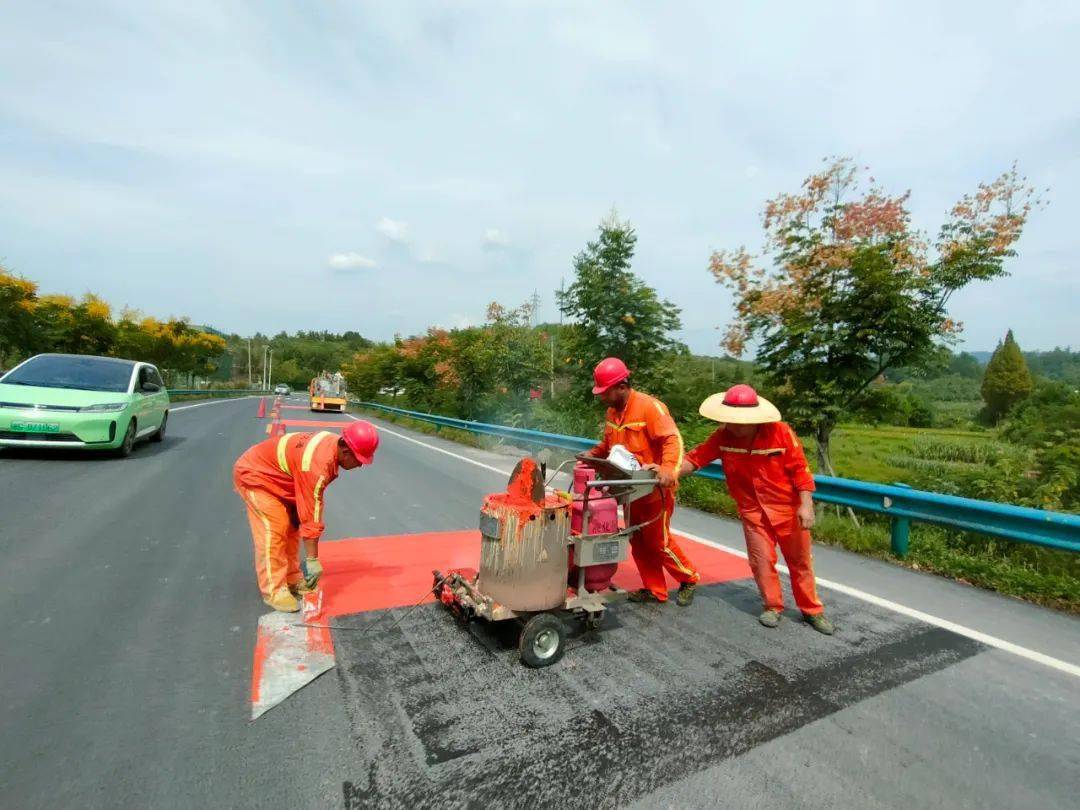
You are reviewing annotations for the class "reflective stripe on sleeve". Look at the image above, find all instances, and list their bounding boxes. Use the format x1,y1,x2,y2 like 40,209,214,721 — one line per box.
312,476,327,523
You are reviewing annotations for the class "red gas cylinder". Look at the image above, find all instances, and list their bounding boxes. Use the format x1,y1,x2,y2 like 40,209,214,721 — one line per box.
568,494,619,592
572,462,596,495
571,495,618,535
568,548,618,592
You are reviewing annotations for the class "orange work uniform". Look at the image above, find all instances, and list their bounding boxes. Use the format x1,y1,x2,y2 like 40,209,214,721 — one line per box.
591,389,699,601
233,431,340,599
685,422,823,615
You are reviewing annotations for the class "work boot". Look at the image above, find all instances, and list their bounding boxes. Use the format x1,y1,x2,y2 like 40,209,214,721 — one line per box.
758,609,782,628
803,613,835,635
676,582,697,607
288,580,311,597
263,588,300,613
627,588,664,604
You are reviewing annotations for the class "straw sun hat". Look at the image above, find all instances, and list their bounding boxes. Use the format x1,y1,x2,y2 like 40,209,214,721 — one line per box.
699,384,782,425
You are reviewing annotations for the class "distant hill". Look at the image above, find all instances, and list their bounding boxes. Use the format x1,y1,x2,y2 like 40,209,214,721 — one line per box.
969,351,992,364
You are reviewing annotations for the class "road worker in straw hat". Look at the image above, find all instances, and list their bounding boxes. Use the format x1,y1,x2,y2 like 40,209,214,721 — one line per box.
674,384,834,634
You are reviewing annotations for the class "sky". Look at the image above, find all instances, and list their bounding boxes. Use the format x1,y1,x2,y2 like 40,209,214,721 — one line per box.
1,1,1077,354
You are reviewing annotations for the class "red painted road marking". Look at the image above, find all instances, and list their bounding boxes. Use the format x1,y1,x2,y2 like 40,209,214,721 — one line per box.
317,530,752,617
280,405,315,410
250,531,749,718
250,624,268,706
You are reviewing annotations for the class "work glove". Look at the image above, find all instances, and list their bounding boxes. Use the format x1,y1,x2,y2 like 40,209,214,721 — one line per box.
303,557,323,589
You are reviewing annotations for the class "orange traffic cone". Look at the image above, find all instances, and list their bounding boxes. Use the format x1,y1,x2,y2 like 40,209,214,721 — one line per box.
256,398,267,418
272,420,286,437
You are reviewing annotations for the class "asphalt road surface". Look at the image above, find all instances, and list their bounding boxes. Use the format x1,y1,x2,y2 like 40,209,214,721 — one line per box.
1,396,1077,809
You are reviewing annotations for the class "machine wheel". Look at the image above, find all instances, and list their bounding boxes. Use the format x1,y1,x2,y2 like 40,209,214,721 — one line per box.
518,613,566,668
584,612,605,633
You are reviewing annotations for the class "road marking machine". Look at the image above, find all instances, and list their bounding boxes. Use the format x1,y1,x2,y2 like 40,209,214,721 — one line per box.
433,453,658,667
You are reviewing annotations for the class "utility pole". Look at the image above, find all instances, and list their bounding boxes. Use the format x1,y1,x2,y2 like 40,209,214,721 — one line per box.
530,289,541,327
268,349,273,389
549,330,555,398
247,339,252,387
261,345,269,390
552,278,565,400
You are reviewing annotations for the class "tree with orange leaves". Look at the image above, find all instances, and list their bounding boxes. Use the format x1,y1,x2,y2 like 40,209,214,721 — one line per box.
709,158,1043,473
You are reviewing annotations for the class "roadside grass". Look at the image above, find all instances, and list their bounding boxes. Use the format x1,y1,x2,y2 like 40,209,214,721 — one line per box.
356,403,1079,614
677,475,1078,613
351,405,485,450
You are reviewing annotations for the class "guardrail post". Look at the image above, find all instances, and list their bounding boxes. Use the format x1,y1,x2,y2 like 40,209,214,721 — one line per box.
889,482,912,558
890,516,911,558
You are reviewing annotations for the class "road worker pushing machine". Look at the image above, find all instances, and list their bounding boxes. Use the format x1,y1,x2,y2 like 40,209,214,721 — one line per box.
675,385,834,634
585,357,701,606
233,421,379,612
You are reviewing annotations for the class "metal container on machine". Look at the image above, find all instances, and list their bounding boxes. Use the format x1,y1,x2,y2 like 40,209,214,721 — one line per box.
477,494,571,611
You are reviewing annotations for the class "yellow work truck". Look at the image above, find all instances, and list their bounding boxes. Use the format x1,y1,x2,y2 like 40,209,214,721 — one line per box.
309,372,347,412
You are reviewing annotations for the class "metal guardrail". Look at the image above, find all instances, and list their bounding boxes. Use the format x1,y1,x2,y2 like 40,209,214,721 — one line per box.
359,401,1080,556
167,389,270,397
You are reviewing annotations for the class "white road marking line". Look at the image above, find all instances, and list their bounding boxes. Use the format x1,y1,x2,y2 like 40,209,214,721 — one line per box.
350,414,508,474
171,396,260,412
352,412,1080,680
670,527,1080,679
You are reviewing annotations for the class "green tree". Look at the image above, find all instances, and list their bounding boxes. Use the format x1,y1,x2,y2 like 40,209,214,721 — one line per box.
981,329,1035,423
950,351,983,379
31,293,117,356
343,343,404,401
557,211,684,397
0,266,39,366
710,159,1042,473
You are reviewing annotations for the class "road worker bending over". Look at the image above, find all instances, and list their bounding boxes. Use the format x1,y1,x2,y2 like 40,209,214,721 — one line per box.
675,385,834,634
585,357,701,606
233,421,379,612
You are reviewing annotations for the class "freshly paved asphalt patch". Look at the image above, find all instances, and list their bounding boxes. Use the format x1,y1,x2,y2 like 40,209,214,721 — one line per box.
334,580,984,809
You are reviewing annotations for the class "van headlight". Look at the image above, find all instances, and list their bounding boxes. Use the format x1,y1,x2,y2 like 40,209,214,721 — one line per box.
81,402,127,412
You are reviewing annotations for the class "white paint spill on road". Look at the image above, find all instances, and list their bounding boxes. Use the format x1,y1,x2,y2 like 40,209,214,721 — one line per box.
251,612,336,720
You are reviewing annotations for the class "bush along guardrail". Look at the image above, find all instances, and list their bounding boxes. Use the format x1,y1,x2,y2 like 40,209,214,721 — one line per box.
360,402,1080,557
168,389,271,397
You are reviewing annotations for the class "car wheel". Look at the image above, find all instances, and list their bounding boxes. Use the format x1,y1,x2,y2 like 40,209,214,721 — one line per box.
116,419,137,457
151,411,167,443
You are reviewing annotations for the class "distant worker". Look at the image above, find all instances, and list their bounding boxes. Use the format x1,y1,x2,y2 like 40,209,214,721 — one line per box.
585,357,700,606
232,421,380,612
675,385,833,634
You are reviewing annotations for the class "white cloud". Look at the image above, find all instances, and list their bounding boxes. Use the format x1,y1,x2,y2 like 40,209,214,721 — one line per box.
483,228,509,248
417,247,442,264
376,217,410,244
327,252,376,270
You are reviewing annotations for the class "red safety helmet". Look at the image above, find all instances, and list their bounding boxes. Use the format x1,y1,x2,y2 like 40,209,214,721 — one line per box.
341,420,379,464
592,357,630,394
